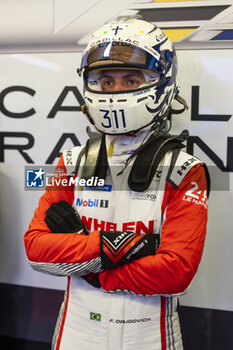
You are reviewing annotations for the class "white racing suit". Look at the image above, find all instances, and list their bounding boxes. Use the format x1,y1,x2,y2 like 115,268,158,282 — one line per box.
24,132,208,350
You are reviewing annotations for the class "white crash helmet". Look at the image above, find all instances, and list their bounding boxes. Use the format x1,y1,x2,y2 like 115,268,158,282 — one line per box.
78,16,178,135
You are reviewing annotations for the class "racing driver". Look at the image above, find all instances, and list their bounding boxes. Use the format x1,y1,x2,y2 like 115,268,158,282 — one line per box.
24,16,209,350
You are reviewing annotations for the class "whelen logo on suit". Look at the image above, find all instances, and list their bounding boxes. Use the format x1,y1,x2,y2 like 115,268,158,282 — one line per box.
76,198,109,208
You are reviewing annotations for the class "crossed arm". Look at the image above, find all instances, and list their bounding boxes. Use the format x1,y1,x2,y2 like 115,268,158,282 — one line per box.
24,156,208,295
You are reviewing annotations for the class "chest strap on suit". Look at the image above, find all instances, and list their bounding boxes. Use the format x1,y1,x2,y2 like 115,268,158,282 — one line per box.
128,130,189,192
74,127,108,180
74,127,189,192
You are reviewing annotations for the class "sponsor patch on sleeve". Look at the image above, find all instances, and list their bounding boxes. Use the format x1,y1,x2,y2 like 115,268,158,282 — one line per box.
168,151,202,188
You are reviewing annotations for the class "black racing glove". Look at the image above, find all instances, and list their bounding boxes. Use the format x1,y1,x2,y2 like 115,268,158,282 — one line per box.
45,200,88,235
100,231,160,270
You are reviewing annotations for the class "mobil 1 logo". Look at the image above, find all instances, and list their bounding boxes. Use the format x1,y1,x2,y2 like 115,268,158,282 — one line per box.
76,198,109,208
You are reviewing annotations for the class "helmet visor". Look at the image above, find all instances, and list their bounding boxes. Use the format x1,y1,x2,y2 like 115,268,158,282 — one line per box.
80,41,163,73
86,67,160,93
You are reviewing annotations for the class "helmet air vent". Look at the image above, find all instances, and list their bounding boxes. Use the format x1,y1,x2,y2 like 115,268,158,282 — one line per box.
137,97,148,103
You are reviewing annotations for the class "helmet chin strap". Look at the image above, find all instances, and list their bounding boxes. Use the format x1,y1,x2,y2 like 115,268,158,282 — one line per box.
150,114,168,133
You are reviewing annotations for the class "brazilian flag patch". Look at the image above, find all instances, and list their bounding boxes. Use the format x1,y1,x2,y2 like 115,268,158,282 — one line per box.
90,312,101,321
